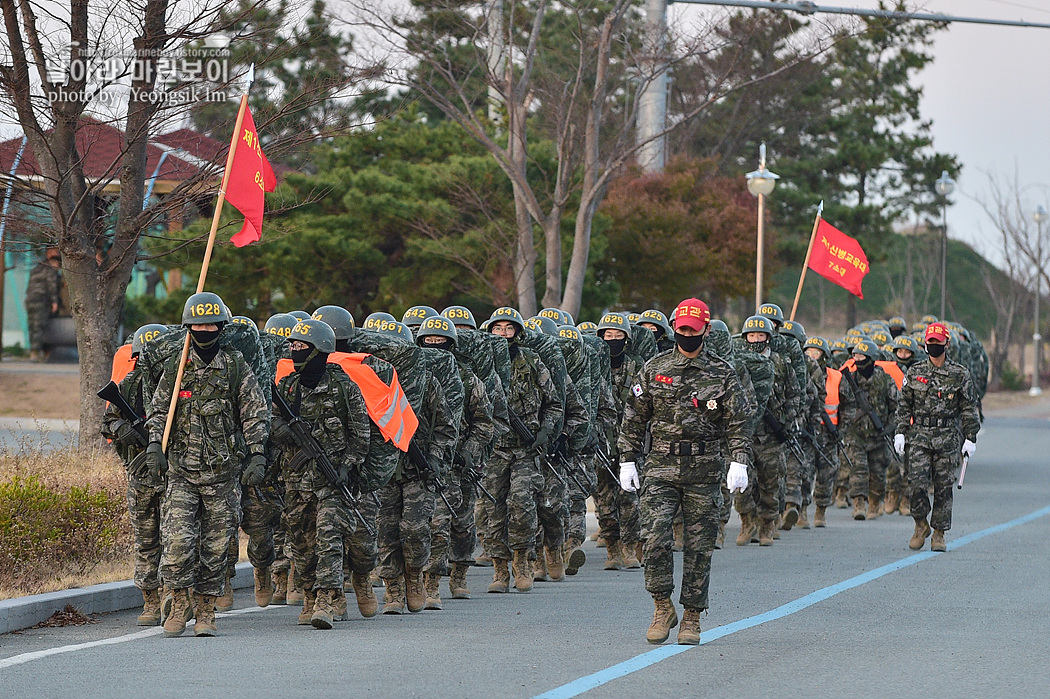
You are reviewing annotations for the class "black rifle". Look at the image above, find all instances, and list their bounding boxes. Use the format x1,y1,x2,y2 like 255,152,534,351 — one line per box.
456,454,497,503
272,386,374,535
550,437,593,497
508,410,569,489
407,441,455,512
797,424,837,469
763,408,807,464
593,446,620,481
819,411,856,470
98,380,150,477
842,370,902,464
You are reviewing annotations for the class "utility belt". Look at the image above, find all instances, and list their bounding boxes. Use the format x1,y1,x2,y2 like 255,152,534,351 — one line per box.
914,415,955,428
667,439,720,457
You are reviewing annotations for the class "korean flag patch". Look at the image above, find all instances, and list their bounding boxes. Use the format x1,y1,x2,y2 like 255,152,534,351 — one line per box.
632,384,643,398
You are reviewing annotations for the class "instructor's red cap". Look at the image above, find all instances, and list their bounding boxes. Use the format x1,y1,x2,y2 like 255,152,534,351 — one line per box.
672,298,710,332
925,322,949,343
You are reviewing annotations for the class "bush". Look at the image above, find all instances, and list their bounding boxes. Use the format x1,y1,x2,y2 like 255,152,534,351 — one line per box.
999,361,1026,392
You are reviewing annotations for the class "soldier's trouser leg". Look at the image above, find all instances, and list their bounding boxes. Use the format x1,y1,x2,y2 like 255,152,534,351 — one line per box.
449,477,477,565
507,450,541,553
619,485,641,548
800,444,816,508
565,457,595,543
344,493,378,575
480,448,513,560
719,484,732,524
846,440,870,500
908,446,957,532
784,449,803,506
537,464,567,550
867,445,890,504
641,478,679,601
835,452,850,495
595,462,622,543
425,474,461,575
754,437,785,524
127,477,164,590
378,479,436,578
733,460,759,517
226,484,244,580
285,489,320,591
27,307,49,352
272,484,290,574
314,491,353,589
241,483,280,570
813,442,837,508
161,475,238,597
885,447,905,497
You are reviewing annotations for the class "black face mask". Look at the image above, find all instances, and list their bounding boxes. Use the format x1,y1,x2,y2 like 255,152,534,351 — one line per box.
420,338,454,353
336,339,351,354
926,343,945,358
190,328,222,364
856,358,875,378
747,339,768,354
610,352,625,370
291,347,329,388
675,332,704,354
604,337,627,357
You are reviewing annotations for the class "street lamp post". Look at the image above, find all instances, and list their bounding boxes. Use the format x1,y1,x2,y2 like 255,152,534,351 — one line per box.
746,143,779,310
934,170,955,320
1032,205,1048,396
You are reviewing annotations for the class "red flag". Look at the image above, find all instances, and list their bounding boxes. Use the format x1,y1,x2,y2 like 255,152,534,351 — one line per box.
807,218,870,298
225,106,276,247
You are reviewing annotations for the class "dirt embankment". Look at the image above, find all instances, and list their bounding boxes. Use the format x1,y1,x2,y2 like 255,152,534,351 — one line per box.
0,363,80,420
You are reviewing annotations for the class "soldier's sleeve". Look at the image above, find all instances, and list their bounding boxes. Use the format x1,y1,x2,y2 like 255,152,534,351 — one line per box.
721,370,752,466
893,368,914,435
236,360,270,455
958,367,981,442
101,370,137,440
884,373,900,434
617,365,653,458
563,378,591,454
487,373,511,448
596,376,618,451
145,357,179,444
425,376,458,471
339,376,371,475
838,371,857,433
461,370,495,466
535,360,564,438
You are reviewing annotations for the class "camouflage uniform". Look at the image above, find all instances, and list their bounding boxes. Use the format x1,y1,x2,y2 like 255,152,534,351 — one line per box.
24,259,62,353
146,347,269,597
896,358,980,531
842,366,899,509
619,348,750,610
597,354,642,550
813,365,855,509
538,378,589,552
791,355,826,510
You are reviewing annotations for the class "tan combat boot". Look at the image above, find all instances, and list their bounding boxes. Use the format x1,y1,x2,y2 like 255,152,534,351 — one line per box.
162,588,191,637
909,518,931,550
545,546,566,581
564,539,586,576
736,513,756,546
715,522,726,550
512,550,533,592
449,563,470,599
814,505,827,528
215,572,234,612
488,558,510,593
834,487,848,509
424,572,443,610
272,569,288,604
604,541,625,570
780,503,800,531
310,589,335,629
677,608,701,645
383,577,406,614
759,519,775,546
797,507,810,530
404,567,426,612
254,566,273,607
475,552,493,567
137,589,161,626
351,571,378,617
532,552,548,582
867,497,883,519
297,589,317,625
596,536,607,549
193,593,217,637
287,562,304,605
931,529,946,552
646,596,679,644
898,497,911,517
852,496,868,521
331,589,349,621
884,491,900,515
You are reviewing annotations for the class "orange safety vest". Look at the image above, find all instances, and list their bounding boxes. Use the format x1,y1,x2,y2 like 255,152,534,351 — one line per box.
825,367,843,425
875,360,905,390
275,352,418,452
111,344,136,385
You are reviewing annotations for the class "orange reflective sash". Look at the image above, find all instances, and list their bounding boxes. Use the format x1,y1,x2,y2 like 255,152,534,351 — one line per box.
824,367,842,425
875,360,905,390
275,353,418,452
840,357,856,373
111,344,135,384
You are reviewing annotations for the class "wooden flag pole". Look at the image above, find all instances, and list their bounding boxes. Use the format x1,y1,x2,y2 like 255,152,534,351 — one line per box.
160,92,251,451
789,200,824,321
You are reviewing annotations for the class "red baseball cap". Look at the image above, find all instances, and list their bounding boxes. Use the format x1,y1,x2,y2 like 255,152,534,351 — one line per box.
925,322,949,344
672,298,710,332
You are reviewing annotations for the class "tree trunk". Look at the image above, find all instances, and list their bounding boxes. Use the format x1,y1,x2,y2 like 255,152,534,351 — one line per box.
512,187,538,317
562,189,602,317
845,292,857,330
540,215,562,309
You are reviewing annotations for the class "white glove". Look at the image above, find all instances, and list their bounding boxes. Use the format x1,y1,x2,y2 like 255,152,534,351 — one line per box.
961,439,976,459
619,461,640,492
894,433,906,457
726,461,748,493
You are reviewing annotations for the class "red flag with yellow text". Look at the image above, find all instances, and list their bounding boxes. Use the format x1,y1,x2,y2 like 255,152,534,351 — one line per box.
807,218,870,298
226,106,276,247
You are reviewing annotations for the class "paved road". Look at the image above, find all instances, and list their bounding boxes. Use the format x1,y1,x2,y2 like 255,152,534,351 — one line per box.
2,416,1049,698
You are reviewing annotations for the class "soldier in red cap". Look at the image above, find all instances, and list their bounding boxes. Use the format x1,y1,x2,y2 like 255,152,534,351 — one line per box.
893,322,980,552
618,298,751,646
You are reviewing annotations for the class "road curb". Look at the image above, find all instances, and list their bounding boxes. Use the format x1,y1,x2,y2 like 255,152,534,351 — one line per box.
0,562,256,635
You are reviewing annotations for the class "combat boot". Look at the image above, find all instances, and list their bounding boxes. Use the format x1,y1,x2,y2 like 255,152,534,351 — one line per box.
852,496,868,521
565,540,586,576
254,566,273,608
931,529,946,552
331,589,349,621
736,513,756,546
814,505,827,528
424,572,443,610
193,593,217,637
867,497,883,519
532,552,548,582
474,552,493,567
780,503,800,531
898,497,911,517
545,546,566,581
370,570,383,587
382,577,406,614
272,569,288,604
797,507,810,530
137,589,161,626
512,550,533,592
758,519,775,546
909,518,931,550
297,589,317,625
646,596,678,644
715,522,726,550
884,491,900,515
449,563,470,599
287,563,303,605
488,558,510,593
310,589,335,629
604,541,625,570
677,608,701,645
404,567,426,612
622,543,642,569
834,487,848,509
215,572,234,612
596,536,607,549
351,571,378,617
162,588,191,637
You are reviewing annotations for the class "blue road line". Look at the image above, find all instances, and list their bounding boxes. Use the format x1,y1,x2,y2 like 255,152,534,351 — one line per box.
533,503,1050,699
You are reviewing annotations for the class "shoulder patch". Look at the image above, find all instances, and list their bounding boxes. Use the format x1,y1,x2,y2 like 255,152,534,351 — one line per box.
632,384,643,397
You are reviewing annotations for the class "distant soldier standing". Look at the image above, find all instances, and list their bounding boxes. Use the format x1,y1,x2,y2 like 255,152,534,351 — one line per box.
619,298,750,646
24,246,63,362
894,323,979,552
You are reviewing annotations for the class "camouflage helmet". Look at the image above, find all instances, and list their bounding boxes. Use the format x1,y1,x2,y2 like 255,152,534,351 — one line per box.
845,327,863,337
525,315,559,336
230,315,255,328
363,312,397,330
182,292,230,326
479,318,493,332
741,314,776,338
539,307,573,326
288,318,336,353
709,319,729,334
851,338,880,361
312,305,355,340
441,305,477,329
488,307,525,332
845,334,874,348
577,321,597,334
287,310,312,321
596,312,631,337
892,334,921,355
920,314,939,325
757,302,785,326
831,338,849,353
870,329,892,347
804,336,832,358
416,315,458,345
887,316,907,333
780,319,806,345
556,324,582,343
375,319,415,344
264,313,298,339
132,323,167,356
402,305,439,328
625,312,641,324
639,309,673,338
